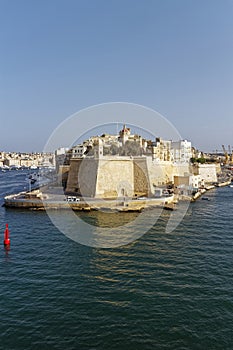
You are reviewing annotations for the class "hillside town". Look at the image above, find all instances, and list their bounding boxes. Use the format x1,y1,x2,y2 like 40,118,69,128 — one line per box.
0,151,55,169
3,125,233,210
55,125,232,200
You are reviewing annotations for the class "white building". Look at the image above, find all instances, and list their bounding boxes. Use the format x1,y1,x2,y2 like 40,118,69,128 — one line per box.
171,140,192,163
72,144,88,158
153,138,171,161
174,174,203,195
4,158,21,167
55,147,69,156
193,164,217,183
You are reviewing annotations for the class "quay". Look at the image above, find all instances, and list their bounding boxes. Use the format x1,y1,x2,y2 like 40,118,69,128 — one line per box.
191,180,231,201
3,190,175,212
3,178,232,211
216,180,231,187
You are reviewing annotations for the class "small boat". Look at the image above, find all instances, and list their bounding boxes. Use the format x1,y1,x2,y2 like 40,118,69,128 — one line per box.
27,172,39,184
30,165,38,170
229,185,233,188
202,197,210,201
164,202,176,210
2,165,10,171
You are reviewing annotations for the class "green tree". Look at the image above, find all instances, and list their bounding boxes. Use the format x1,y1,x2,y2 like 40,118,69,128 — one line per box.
109,143,119,155
119,141,141,156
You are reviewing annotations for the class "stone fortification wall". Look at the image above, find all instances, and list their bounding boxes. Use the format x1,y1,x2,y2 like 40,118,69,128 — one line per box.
66,159,81,193
172,163,191,177
58,165,70,189
66,156,192,199
192,164,217,183
95,158,134,198
66,158,99,196
215,163,221,174
145,160,190,194
146,159,174,190
133,158,150,197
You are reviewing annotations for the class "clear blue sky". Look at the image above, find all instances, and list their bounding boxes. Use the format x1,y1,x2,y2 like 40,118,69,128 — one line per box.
0,0,233,152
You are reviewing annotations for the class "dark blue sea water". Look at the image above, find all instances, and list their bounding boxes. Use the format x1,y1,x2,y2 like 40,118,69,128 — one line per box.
0,170,233,349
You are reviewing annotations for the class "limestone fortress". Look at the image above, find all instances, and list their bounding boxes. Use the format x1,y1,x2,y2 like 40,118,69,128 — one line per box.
57,125,218,199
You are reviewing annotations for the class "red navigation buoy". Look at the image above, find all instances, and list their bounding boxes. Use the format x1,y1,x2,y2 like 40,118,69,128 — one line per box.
4,223,10,247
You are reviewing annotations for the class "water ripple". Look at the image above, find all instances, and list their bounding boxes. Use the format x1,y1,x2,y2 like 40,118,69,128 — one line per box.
0,174,233,349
